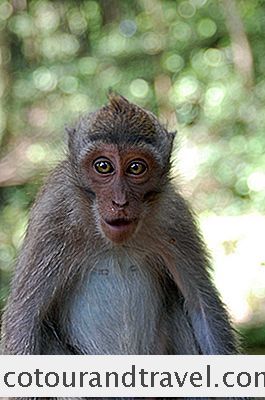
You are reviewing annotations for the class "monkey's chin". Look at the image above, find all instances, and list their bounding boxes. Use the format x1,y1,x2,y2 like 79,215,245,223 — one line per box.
101,218,138,244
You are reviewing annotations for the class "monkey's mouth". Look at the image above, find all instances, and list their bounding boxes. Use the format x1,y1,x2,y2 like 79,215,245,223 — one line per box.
106,218,133,227
101,218,138,242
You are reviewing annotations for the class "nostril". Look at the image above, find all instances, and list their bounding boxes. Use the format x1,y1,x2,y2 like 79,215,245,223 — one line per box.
112,200,129,208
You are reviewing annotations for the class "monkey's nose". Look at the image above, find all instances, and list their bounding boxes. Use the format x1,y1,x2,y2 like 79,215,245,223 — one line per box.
112,199,129,209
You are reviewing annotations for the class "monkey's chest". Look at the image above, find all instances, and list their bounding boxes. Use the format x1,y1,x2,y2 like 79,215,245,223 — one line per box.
64,255,165,354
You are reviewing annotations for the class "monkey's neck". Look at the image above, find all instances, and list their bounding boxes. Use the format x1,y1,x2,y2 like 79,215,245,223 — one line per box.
90,246,150,276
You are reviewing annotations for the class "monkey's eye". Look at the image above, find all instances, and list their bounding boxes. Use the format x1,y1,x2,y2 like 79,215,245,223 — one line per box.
126,161,147,176
93,159,114,174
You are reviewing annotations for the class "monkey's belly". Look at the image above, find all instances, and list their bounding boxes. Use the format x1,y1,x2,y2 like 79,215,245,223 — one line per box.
63,254,165,354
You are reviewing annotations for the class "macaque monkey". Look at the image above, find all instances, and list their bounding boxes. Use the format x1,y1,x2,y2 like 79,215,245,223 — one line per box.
1,94,239,398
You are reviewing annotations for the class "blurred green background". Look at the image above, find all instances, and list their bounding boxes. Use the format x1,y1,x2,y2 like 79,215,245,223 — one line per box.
0,0,264,353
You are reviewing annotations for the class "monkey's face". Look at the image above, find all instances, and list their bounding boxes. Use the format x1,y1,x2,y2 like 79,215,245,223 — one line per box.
83,144,162,244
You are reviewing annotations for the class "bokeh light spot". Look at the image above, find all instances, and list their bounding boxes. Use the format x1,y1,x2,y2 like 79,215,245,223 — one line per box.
33,67,57,91
0,1,13,20
99,33,126,55
248,171,265,192
197,18,217,38
34,2,59,33
26,144,47,163
41,34,79,60
204,48,223,67
84,1,100,19
164,53,184,73
142,32,162,54
59,76,79,94
9,14,34,37
119,19,137,37
68,10,87,35
130,79,149,98
178,1,196,18
205,85,226,106
171,21,192,41
173,76,200,100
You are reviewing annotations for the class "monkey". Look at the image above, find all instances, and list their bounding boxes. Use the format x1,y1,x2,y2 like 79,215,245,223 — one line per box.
1,94,242,400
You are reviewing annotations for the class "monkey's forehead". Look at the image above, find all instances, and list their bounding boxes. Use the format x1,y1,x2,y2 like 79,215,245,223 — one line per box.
75,107,169,147
68,95,175,161
84,127,158,147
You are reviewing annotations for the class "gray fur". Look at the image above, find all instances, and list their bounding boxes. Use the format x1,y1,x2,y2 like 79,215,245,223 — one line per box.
0,95,243,400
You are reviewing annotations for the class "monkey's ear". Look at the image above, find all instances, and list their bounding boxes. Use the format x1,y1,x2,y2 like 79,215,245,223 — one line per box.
65,125,76,136
65,125,78,145
164,130,177,157
167,130,177,148
169,130,177,140
65,125,77,152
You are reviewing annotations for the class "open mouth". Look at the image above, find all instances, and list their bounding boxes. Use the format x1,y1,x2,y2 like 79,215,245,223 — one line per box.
105,218,133,227
102,217,138,241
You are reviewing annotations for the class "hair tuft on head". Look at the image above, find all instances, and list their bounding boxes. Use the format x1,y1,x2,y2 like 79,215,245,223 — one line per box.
107,92,131,114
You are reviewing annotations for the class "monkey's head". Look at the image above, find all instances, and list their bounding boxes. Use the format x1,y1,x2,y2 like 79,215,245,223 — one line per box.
68,94,175,244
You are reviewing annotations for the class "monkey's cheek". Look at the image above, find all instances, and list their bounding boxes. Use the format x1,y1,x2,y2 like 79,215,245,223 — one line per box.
100,220,138,244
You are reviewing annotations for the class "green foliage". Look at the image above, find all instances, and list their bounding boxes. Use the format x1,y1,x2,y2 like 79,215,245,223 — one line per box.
0,0,264,215
240,324,265,354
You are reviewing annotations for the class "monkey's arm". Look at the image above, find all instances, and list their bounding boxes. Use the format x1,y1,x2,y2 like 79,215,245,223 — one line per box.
1,165,87,354
159,189,238,355
2,233,66,354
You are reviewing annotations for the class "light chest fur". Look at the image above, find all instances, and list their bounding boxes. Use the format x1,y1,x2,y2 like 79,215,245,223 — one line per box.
63,249,166,354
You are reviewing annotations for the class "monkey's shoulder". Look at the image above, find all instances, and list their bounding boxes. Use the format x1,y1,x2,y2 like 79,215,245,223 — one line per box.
155,185,210,262
156,184,196,232
32,160,74,209
27,160,92,235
